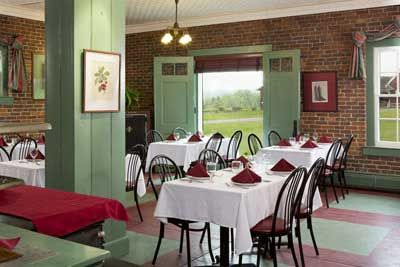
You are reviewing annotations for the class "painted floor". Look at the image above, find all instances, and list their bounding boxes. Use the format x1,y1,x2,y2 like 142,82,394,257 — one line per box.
122,186,400,267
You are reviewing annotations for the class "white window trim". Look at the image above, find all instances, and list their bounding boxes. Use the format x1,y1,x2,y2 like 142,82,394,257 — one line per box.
373,46,400,148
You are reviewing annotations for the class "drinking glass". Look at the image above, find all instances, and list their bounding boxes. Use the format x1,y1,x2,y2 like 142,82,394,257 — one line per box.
303,133,310,141
206,162,217,182
288,137,296,146
29,149,38,162
312,132,318,142
231,160,243,174
187,131,192,138
262,153,271,165
175,133,180,141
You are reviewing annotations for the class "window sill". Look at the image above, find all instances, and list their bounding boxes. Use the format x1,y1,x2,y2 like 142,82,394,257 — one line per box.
0,97,14,105
363,146,400,158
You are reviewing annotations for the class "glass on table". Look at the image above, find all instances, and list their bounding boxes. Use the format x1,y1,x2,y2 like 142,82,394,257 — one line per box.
288,137,296,146
29,149,39,162
303,133,310,141
175,132,180,141
206,162,217,182
312,131,318,142
231,160,243,174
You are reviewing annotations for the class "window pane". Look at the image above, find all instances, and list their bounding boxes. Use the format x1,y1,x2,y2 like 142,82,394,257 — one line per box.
175,63,187,75
380,74,397,94
162,63,174,75
379,97,397,119
380,120,397,141
281,57,293,72
270,58,280,72
380,50,397,73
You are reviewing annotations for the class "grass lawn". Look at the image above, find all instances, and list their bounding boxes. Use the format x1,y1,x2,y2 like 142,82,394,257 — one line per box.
204,110,262,121
379,108,399,141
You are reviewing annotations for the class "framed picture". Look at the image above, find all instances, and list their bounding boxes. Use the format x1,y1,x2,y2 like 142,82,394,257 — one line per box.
302,71,337,112
83,49,121,112
32,53,45,100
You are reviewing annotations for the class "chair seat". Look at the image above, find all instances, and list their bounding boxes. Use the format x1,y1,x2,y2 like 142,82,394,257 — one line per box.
296,207,309,219
250,216,287,235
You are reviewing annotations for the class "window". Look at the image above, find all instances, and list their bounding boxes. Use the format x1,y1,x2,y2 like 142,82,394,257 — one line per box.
374,46,400,148
0,43,7,97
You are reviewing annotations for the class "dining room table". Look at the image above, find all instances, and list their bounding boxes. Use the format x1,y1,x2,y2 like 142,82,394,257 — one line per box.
125,154,146,197
154,164,322,266
0,159,45,187
145,137,232,172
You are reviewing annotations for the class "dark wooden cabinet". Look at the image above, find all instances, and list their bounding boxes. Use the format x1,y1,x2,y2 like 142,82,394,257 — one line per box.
125,112,150,152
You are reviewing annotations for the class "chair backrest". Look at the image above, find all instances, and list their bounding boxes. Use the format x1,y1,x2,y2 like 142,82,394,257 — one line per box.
340,134,354,168
248,133,263,155
205,132,224,152
148,155,182,184
173,127,188,138
271,167,307,234
128,144,147,171
303,158,325,215
125,151,141,192
325,139,342,168
10,138,37,160
0,146,10,162
198,149,227,171
226,130,242,160
267,130,282,146
146,130,164,147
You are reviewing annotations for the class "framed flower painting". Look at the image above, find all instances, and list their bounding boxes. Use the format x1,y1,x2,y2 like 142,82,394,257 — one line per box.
83,49,121,112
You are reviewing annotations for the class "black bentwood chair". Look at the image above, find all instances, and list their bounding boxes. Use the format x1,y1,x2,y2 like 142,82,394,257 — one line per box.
125,149,144,222
267,130,282,146
295,158,325,267
336,134,354,197
0,146,10,162
146,130,164,149
173,127,188,137
10,137,37,160
226,130,243,162
248,133,263,156
238,166,308,267
151,155,215,267
320,139,342,208
205,132,224,153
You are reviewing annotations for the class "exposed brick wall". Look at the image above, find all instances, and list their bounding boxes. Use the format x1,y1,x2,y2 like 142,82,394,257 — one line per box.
126,5,400,176
0,15,45,123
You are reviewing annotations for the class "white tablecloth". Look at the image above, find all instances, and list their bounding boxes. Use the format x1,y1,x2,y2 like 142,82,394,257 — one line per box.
125,155,146,197
0,160,45,187
256,143,332,168
145,138,231,172
154,167,322,254
5,143,45,160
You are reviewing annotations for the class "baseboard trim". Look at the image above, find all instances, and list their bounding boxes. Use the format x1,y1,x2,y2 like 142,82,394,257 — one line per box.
103,235,129,258
345,171,400,192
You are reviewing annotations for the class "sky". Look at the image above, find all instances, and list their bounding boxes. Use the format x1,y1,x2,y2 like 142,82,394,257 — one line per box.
199,71,263,97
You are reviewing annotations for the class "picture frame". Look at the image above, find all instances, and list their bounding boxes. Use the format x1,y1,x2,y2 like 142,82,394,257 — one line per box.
32,53,45,100
83,49,121,113
302,71,337,112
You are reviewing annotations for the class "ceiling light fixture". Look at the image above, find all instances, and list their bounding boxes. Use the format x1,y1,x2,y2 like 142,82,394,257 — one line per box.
161,0,192,46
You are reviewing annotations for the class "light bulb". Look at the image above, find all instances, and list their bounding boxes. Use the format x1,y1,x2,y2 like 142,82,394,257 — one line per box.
179,33,192,45
161,32,173,44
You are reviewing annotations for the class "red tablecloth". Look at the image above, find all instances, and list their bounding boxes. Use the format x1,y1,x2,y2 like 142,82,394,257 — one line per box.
0,185,128,237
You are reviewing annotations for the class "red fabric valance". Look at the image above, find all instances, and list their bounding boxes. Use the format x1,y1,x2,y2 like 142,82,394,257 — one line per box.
195,54,262,73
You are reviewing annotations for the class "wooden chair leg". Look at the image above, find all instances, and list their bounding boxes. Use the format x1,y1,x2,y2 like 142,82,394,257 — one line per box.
238,254,243,266
296,219,305,267
307,216,319,255
288,233,299,267
206,223,215,263
179,228,184,254
277,236,282,249
256,238,262,267
330,174,339,204
230,228,234,253
185,224,192,267
152,223,165,265
271,236,278,267
134,190,143,222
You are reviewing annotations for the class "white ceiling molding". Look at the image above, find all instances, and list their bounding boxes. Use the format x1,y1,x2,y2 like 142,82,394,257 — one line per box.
126,0,400,34
0,2,43,21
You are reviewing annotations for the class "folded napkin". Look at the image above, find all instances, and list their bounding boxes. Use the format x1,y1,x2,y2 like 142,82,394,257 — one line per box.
37,135,45,144
319,136,331,143
271,159,296,172
0,137,8,147
236,155,249,167
166,134,176,141
0,237,20,250
187,162,209,177
195,130,203,138
188,134,202,142
278,139,291,146
301,139,318,148
231,168,261,184
25,149,45,160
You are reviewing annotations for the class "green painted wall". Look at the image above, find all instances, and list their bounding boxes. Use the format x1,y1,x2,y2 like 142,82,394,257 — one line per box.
45,0,128,257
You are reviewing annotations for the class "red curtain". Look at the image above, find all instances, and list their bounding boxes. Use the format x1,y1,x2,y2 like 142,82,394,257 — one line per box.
195,54,262,73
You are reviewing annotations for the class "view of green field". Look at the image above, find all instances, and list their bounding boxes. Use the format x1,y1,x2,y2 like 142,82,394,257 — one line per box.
379,108,399,142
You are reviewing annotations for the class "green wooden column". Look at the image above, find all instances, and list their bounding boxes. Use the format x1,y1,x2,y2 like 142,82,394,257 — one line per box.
45,0,128,257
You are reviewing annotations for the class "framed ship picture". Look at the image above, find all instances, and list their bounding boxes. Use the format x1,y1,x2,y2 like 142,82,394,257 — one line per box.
302,71,337,112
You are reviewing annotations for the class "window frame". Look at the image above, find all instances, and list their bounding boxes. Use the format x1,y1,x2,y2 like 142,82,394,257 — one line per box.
365,38,400,155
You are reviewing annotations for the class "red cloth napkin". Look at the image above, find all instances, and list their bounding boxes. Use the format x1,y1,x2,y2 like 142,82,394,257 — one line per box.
188,134,202,142
301,139,318,148
236,156,249,166
271,159,296,172
187,162,209,177
278,139,291,146
319,136,331,143
0,237,20,250
0,137,8,147
37,135,45,144
166,134,176,141
25,149,45,160
195,130,203,138
231,168,261,183
0,185,128,237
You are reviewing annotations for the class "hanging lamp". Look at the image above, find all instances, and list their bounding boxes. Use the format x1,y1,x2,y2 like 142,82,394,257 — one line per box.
161,0,192,45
